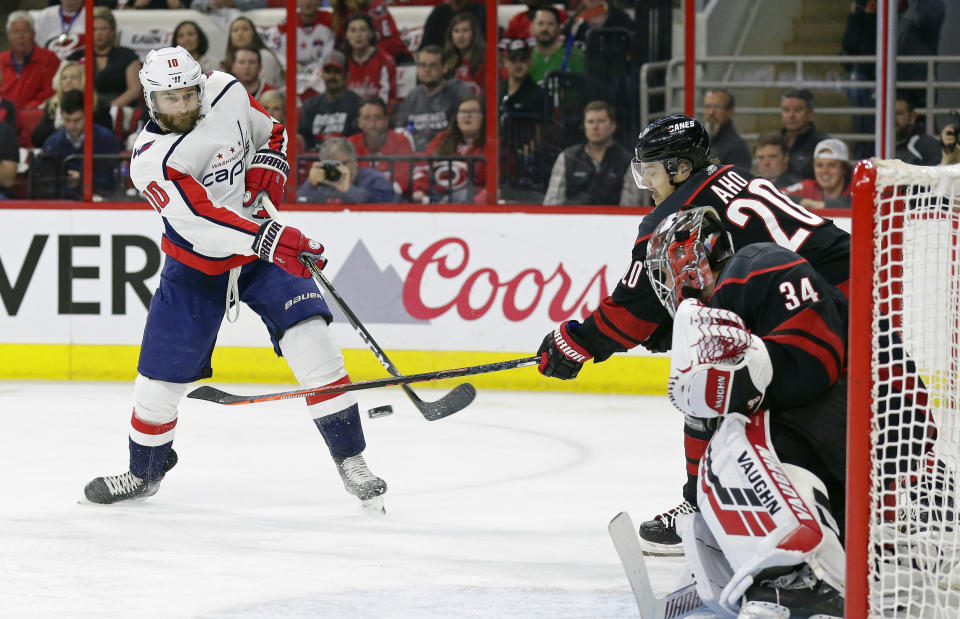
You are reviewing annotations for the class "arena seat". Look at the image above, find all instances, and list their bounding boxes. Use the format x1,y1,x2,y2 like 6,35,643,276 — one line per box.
16,107,45,149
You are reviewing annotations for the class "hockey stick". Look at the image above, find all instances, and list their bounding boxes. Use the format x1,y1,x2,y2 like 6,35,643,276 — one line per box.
608,512,705,619
186,356,538,405
260,196,476,421
301,258,478,421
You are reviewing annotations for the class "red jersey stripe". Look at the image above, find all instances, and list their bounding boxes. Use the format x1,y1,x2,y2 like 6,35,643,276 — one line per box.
165,166,260,235
160,237,257,275
595,297,660,343
709,257,808,297
593,310,638,349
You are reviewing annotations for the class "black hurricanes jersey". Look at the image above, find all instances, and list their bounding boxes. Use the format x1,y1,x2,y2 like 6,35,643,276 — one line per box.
707,243,848,409
576,164,851,359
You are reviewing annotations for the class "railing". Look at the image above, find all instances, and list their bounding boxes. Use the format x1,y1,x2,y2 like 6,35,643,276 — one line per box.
28,153,131,201
639,54,960,143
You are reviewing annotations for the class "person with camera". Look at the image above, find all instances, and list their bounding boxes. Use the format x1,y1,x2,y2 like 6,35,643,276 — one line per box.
940,114,960,166
894,94,941,166
297,137,395,204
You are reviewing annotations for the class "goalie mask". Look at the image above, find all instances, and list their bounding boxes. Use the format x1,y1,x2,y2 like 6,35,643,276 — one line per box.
645,206,734,317
140,46,204,133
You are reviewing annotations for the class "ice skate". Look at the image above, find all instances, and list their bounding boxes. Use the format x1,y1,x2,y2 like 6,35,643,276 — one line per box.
83,449,178,505
638,499,696,556
738,564,844,619
335,453,386,513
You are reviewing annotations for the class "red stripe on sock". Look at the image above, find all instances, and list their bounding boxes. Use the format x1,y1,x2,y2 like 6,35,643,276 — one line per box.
305,374,352,406
130,411,177,435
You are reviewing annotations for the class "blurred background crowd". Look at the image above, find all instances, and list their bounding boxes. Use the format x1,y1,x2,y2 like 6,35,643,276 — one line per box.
0,0,957,206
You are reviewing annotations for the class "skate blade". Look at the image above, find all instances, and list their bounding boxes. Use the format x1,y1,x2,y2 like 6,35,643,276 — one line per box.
361,496,386,515
638,541,685,557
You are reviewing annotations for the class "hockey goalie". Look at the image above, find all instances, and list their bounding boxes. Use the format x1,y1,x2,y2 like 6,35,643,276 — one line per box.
644,206,847,618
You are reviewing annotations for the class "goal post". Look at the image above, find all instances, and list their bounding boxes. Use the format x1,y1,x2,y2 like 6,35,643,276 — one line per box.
848,159,960,618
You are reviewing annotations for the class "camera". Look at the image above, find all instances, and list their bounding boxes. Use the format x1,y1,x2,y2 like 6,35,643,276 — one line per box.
320,160,343,182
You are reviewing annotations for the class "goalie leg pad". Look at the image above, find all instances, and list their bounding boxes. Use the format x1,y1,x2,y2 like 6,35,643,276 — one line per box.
281,317,364,459
696,412,845,612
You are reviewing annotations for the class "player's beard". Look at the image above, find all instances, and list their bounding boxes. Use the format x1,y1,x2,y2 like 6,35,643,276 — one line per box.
156,108,201,134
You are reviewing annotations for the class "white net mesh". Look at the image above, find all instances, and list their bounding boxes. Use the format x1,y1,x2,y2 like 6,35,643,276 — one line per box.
868,161,960,617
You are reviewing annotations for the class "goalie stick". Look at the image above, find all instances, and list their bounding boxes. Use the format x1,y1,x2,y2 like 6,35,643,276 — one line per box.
608,512,705,619
187,356,538,405
259,196,476,421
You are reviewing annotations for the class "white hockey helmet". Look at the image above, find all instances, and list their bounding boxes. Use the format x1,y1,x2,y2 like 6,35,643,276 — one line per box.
139,46,204,125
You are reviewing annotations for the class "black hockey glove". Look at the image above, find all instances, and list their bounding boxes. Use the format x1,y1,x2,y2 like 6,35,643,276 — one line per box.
640,319,673,353
537,321,593,380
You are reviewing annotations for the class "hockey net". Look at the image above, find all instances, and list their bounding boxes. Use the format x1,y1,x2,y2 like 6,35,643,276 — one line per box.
848,159,960,618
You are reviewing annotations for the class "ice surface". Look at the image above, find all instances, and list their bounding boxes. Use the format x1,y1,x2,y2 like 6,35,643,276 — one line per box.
0,382,692,618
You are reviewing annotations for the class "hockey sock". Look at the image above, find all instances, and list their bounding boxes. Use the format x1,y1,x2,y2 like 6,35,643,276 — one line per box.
280,317,366,459
129,375,185,480
312,402,366,459
683,416,716,506
129,436,174,481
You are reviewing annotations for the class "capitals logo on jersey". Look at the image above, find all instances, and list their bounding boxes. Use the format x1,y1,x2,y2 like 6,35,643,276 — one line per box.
202,141,248,188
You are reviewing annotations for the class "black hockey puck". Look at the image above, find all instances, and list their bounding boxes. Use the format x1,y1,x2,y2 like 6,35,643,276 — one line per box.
368,405,393,418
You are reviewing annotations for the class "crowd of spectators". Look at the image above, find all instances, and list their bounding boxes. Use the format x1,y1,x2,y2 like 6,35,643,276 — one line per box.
0,0,956,204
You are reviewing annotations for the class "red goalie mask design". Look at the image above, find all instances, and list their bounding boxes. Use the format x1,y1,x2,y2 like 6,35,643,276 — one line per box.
645,206,734,317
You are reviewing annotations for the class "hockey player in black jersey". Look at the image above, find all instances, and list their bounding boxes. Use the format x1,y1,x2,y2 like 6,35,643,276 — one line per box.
536,114,851,554
643,205,847,617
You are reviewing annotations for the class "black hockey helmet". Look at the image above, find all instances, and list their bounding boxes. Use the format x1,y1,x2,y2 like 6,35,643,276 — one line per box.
645,205,734,316
633,114,710,177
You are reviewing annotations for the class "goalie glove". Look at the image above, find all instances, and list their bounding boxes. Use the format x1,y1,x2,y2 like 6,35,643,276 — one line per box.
251,220,326,278
243,149,290,216
667,299,772,418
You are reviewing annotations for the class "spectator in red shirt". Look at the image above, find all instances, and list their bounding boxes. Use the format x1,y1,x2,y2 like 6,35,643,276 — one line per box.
0,12,60,109
332,0,411,63
504,0,568,41
783,138,852,210
349,97,415,197
443,12,485,96
413,95,486,204
342,13,397,105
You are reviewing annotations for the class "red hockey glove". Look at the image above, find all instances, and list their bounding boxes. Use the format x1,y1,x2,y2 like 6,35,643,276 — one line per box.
251,220,326,278
537,321,593,380
243,149,289,216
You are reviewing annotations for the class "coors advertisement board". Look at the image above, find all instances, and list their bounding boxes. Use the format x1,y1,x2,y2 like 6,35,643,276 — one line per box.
0,209,649,354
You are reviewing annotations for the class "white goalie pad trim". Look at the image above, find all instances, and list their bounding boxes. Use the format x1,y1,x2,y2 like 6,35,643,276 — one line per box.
677,512,737,617
668,299,772,418
696,412,844,612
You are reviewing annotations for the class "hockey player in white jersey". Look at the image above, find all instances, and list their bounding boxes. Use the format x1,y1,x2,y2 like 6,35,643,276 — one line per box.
82,46,387,510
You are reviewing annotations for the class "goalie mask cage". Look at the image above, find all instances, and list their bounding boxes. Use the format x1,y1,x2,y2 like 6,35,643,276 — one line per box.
848,159,960,618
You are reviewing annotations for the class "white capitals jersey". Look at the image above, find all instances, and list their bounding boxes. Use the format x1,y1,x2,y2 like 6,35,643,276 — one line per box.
129,70,288,275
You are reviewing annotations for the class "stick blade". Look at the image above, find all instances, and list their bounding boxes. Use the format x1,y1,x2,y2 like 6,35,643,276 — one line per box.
186,385,249,405
407,383,476,421
609,512,658,618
